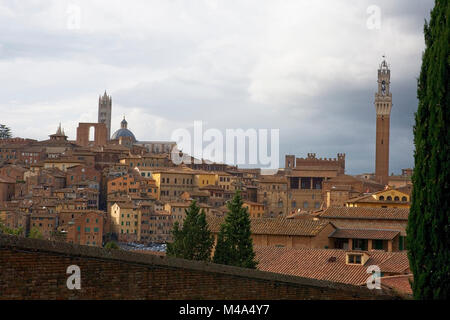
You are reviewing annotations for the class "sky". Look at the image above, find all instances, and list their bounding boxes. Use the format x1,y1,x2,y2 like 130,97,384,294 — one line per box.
0,0,434,174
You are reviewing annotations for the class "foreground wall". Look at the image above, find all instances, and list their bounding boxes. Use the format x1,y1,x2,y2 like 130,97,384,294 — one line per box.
0,235,399,300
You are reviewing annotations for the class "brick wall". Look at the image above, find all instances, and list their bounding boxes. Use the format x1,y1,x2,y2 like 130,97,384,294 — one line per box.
0,234,400,300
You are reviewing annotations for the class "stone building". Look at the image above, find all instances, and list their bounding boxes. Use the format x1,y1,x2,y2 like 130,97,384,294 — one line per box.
318,207,409,252
64,210,105,247
151,169,197,201
285,153,346,214
257,175,288,218
207,215,335,250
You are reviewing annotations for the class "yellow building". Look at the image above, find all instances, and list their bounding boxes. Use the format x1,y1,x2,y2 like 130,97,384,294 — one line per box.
195,171,217,188
151,169,197,201
345,188,410,209
43,159,84,172
110,202,141,242
243,201,265,218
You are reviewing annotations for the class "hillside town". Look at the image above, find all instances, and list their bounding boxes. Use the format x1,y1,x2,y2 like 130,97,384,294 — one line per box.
0,60,414,296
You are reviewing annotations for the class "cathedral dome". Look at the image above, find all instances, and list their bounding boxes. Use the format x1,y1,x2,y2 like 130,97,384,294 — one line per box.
111,116,136,142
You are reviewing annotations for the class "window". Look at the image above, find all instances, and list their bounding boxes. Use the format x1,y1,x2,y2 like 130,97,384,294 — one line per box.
352,239,368,251
394,196,400,201
387,196,392,201
348,254,362,264
379,196,385,201
399,236,406,251
374,240,384,250
402,196,407,202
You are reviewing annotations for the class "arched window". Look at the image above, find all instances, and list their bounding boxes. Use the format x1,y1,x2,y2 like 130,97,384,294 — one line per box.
387,196,392,201
394,196,400,201
379,196,385,201
402,196,407,202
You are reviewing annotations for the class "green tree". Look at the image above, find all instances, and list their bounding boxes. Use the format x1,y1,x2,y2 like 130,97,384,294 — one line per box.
0,223,23,236
28,227,43,239
167,200,213,261
213,191,257,269
0,124,12,139
104,241,120,250
407,0,450,300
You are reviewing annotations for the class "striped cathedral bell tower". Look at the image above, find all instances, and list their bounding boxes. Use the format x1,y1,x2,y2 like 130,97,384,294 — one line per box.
98,91,112,140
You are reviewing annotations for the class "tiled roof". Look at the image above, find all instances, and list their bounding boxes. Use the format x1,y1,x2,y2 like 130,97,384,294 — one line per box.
380,275,413,296
255,247,409,286
330,228,400,240
258,175,288,184
320,207,409,221
330,221,407,236
206,216,331,236
378,252,411,273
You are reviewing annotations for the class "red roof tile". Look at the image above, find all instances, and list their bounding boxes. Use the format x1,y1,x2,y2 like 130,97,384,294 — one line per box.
255,247,409,286
320,207,409,221
330,228,400,240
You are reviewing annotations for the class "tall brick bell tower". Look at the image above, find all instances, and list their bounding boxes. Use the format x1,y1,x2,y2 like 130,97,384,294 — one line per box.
374,57,392,186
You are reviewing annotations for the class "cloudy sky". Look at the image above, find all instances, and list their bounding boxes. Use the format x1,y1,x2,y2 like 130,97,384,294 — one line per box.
0,0,434,174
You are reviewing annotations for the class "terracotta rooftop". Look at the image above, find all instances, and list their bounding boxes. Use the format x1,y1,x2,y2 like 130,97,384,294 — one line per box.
330,221,407,236
206,216,332,236
380,275,413,296
258,175,288,184
255,247,409,286
320,207,409,221
330,228,400,240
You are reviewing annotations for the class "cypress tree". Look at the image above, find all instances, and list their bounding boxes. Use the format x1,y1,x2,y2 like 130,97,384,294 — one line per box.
167,200,213,261
213,191,257,269
407,0,449,300
0,124,12,139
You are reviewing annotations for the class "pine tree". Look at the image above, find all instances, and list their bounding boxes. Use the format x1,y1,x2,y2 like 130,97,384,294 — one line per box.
104,241,120,250
28,227,43,239
0,124,12,139
407,0,450,300
166,200,214,261
213,191,257,269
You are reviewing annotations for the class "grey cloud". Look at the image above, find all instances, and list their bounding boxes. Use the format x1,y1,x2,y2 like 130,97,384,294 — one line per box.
0,0,434,174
